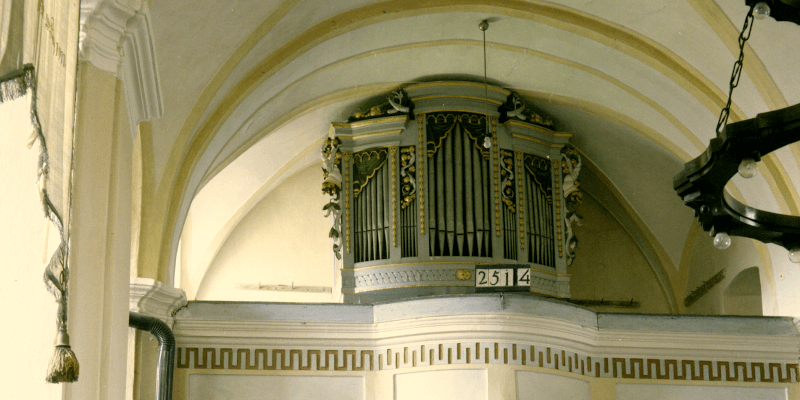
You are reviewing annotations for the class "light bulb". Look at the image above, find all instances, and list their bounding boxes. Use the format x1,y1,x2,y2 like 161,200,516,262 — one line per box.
753,2,770,20
738,158,758,178
483,136,492,148
789,248,800,263
713,232,731,249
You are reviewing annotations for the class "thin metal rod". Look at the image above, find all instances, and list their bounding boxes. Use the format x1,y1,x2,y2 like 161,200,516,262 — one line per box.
482,22,489,137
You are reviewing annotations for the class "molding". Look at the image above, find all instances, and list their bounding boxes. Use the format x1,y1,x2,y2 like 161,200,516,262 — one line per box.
172,296,800,375
79,0,163,135
130,277,187,328
174,344,798,383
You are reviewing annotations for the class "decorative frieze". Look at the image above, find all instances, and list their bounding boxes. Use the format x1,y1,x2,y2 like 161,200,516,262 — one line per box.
353,268,457,288
176,343,798,383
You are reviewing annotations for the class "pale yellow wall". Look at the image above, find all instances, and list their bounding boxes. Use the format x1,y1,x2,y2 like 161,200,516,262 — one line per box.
723,267,762,316
195,163,333,301
684,231,763,316
567,192,671,314
0,94,62,400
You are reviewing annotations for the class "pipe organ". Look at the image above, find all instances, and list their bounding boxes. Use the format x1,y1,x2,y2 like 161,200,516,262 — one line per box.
323,82,577,304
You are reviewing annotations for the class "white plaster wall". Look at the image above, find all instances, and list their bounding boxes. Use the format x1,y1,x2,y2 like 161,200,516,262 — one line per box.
0,95,61,400
188,374,364,400
616,383,787,400
395,370,487,400
195,163,333,301
516,371,589,400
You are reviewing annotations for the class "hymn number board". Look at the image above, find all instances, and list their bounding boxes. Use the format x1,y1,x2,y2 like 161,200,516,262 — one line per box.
474,265,531,292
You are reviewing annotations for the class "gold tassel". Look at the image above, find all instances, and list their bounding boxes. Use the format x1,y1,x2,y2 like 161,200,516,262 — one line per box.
46,332,79,383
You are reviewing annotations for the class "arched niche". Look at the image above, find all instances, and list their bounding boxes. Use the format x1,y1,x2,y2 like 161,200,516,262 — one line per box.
723,267,762,316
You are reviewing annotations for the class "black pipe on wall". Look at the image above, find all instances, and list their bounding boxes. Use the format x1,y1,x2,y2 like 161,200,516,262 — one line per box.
129,312,175,400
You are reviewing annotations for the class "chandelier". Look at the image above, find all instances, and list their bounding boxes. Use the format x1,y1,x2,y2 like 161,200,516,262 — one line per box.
673,1,800,261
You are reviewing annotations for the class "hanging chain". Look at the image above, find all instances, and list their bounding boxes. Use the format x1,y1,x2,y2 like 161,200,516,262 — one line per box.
716,4,756,134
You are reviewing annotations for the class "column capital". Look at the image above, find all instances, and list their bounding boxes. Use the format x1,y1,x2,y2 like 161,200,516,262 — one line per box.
130,277,186,328
79,0,162,135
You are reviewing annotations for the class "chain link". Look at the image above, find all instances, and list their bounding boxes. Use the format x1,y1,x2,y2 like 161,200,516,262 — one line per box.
716,3,756,135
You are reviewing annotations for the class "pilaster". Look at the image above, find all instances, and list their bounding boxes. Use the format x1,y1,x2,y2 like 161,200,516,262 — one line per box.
79,0,162,136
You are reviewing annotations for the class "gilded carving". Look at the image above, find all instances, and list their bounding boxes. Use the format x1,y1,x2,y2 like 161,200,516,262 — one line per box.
418,115,425,234
562,146,583,266
321,137,343,259
500,93,556,130
400,147,416,210
391,146,397,248
349,89,411,121
517,151,525,250
499,150,515,213
455,269,472,281
345,152,351,253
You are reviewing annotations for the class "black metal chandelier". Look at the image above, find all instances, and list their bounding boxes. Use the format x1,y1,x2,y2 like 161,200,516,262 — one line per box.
673,1,800,261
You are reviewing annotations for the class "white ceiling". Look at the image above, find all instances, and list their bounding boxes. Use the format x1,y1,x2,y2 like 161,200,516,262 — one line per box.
142,0,800,299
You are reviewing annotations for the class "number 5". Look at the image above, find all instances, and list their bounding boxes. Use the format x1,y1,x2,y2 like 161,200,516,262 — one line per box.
490,271,500,285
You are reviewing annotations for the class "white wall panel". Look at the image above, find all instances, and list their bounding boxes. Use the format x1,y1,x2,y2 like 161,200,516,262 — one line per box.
515,371,589,400
616,383,787,400
395,369,487,400
188,374,364,400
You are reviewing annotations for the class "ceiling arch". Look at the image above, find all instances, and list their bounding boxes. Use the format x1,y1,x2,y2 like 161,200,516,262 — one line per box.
138,0,800,299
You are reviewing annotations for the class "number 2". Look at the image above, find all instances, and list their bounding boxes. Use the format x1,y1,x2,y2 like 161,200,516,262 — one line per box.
478,270,487,285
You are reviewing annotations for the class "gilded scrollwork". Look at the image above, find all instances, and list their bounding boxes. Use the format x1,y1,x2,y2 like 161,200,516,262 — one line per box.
418,115,425,234
349,89,411,121
517,151,525,250
499,150,515,213
400,146,416,210
500,92,556,130
321,137,343,259
561,145,583,266
391,146,398,248
344,152,351,253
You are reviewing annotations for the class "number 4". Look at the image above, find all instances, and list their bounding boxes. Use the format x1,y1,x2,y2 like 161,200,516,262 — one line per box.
517,268,530,286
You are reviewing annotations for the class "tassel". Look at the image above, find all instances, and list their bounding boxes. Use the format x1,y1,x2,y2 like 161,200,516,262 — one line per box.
46,332,79,383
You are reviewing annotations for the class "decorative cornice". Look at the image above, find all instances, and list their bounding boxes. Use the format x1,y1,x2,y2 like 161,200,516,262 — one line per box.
79,0,163,134
130,277,187,328
172,296,800,382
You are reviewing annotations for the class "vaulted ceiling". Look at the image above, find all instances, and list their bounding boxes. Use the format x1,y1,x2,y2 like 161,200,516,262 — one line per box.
135,0,800,307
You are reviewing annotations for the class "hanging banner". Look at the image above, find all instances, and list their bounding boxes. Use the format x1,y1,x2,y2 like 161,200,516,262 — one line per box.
0,0,80,384
29,0,79,223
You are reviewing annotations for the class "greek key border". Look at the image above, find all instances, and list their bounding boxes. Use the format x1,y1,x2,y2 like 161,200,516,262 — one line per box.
176,343,798,383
